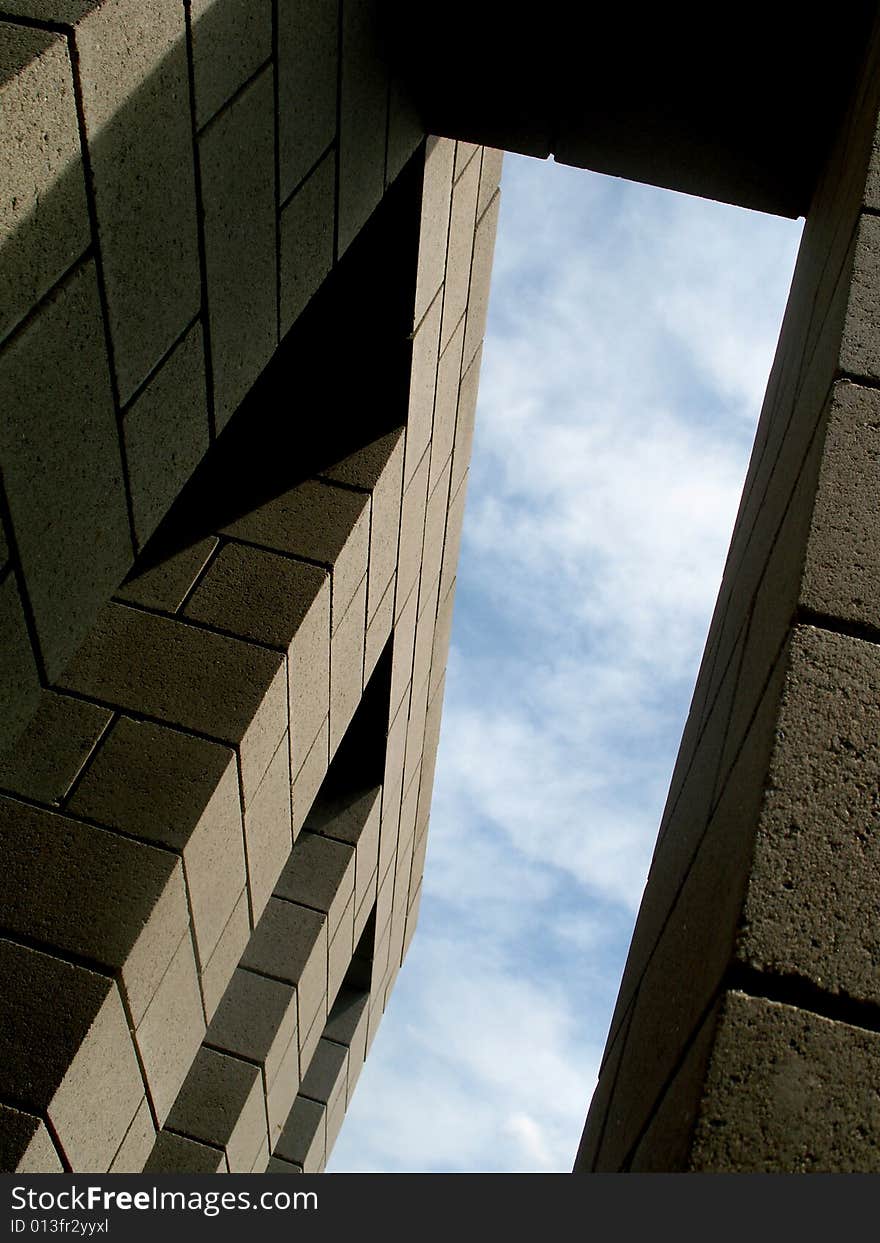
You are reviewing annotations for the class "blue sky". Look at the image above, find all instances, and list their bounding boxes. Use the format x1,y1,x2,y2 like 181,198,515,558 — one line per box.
327,151,803,1173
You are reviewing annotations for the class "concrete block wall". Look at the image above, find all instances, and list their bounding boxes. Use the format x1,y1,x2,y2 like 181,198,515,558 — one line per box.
575,16,880,1172
0,0,501,1175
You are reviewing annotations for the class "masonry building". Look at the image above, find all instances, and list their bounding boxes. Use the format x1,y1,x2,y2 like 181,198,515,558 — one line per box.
3,0,880,1175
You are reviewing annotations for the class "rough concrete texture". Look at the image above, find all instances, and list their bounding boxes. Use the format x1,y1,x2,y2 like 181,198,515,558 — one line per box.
133,930,205,1123
690,991,880,1172
0,689,110,806
199,65,276,431
277,0,337,199
413,137,455,326
241,898,328,1039
0,260,130,684
0,573,42,756
207,967,297,1100
441,152,480,351
109,1097,156,1174
0,1104,63,1173
0,21,89,343
243,733,293,924
122,322,209,550
405,289,443,485
189,0,271,130
275,831,355,938
463,192,500,371
115,537,219,613
337,0,388,256
329,577,368,754
68,715,245,968
145,1130,227,1173
200,887,250,1021
165,1046,266,1173
275,1095,325,1172
280,150,336,336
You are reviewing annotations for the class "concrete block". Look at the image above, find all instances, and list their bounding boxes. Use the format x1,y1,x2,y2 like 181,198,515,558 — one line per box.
840,211,880,381
0,259,130,682
266,1030,301,1145
0,22,89,342
207,967,297,1100
0,797,189,1027
220,479,369,635
477,147,504,218
299,1006,325,1079
275,830,355,938
403,674,430,796
354,880,377,945
0,1104,64,1173
59,601,287,806
71,0,200,402
328,894,355,1002
166,1047,266,1173
320,428,405,623
277,0,337,200
390,583,418,714
414,137,454,326
338,0,388,256
452,344,481,499
405,288,443,485
280,149,336,336
122,322,209,551
115,537,219,613
69,715,245,970
374,868,395,955
109,1097,156,1174
430,317,466,495
200,887,250,1021
184,540,330,778
189,0,271,128
308,787,383,915
199,66,276,431
0,938,144,1174
133,931,206,1125
251,1136,270,1172
419,473,450,622
385,72,423,186
275,1095,325,1172
397,768,420,860
291,717,330,836
0,572,42,756
416,682,444,839
439,471,469,605
396,448,431,616
364,575,395,685
242,898,328,1038
441,152,480,351
267,1155,303,1173
463,191,500,370
430,582,456,699
691,991,880,1172
0,689,111,806
454,142,480,181
330,576,367,755
410,824,430,908
413,587,439,706
145,1131,227,1173
244,733,293,925
402,881,421,962
300,1037,348,1108
737,625,880,1006
325,989,369,1104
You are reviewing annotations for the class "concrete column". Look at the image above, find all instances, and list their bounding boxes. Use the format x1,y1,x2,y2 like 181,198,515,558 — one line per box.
576,20,880,1173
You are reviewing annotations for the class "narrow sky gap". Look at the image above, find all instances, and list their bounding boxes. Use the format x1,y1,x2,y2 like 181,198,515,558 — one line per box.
327,152,803,1174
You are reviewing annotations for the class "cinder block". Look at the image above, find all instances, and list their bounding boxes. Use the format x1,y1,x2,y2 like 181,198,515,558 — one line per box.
410,823,430,909
441,152,480,351
328,894,355,1002
403,675,430,796
69,0,200,402
320,428,405,623
291,717,330,836
200,887,250,1021
0,689,111,806
0,259,130,683
68,715,245,971
439,472,469,605
275,830,355,939
430,318,466,495
183,540,330,779
397,771,420,861
207,967,297,1103
330,576,367,755
840,211,880,381
353,880,377,945
220,480,369,636
414,137,455,326
405,289,443,486
165,1047,266,1173
0,22,89,342
452,345,481,499
691,991,880,1172
299,1006,325,1079
0,938,144,1174
0,1104,64,1173
402,882,422,962
122,322,209,551
244,733,293,925
454,142,479,181
396,448,431,615
109,1097,156,1174
199,66,276,431
250,1136,270,1172
280,150,335,336
241,898,328,1038
413,594,439,716
364,576,395,685
324,989,369,1105
416,677,446,837
266,1155,303,1173
337,0,388,256
430,583,455,699
58,601,287,806
0,572,42,756
266,1030,301,1145
145,1131,227,1173
477,147,504,218
189,0,271,129
133,931,206,1125
275,1095,325,1172
307,787,381,915
463,191,500,370
419,480,449,627
0,797,189,1027
300,1037,348,1108
115,537,219,613
277,0,337,199
390,583,418,714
